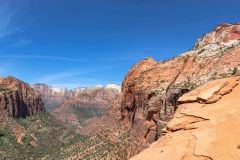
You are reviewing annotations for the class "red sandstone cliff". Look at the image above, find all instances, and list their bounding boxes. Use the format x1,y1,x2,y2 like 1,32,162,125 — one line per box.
0,76,44,119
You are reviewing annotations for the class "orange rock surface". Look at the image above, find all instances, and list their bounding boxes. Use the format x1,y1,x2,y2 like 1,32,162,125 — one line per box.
131,77,240,160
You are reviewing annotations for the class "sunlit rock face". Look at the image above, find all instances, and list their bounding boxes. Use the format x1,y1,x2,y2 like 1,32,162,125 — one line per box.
131,77,240,160
193,23,240,53
0,76,44,119
120,23,240,156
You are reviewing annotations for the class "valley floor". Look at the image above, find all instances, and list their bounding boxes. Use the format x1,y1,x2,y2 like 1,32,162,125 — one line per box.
0,113,130,160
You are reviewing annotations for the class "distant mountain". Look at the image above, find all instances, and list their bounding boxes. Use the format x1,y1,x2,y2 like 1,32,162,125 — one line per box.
32,83,120,129
32,83,68,111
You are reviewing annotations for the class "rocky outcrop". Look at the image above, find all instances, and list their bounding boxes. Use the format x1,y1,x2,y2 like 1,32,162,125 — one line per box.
0,76,44,119
194,23,240,50
120,23,240,155
131,76,240,160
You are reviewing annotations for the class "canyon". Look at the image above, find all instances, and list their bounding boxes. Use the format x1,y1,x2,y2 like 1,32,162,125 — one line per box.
0,22,240,160
0,77,127,159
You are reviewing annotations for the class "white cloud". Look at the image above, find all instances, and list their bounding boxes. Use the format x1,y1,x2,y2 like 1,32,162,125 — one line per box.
34,65,118,84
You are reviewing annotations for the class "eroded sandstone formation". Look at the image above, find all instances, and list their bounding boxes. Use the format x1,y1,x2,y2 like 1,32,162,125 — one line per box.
0,76,44,119
131,76,240,160
121,23,240,155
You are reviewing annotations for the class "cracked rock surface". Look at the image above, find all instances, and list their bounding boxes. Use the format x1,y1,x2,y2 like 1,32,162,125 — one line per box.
130,76,240,160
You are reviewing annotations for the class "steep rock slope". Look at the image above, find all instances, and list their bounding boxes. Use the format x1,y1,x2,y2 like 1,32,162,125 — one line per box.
121,23,240,155
131,76,240,160
0,76,44,119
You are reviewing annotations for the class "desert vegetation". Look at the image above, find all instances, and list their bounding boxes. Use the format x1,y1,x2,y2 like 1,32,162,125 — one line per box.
0,112,130,160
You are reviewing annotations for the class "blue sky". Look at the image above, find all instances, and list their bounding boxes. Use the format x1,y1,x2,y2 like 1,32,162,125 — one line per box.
0,0,239,88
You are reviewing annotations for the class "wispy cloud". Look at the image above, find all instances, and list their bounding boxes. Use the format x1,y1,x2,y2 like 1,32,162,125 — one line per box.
48,79,101,89
37,71,82,83
0,54,86,62
0,1,21,38
12,38,31,47
0,53,144,63
48,83,81,89
35,65,118,84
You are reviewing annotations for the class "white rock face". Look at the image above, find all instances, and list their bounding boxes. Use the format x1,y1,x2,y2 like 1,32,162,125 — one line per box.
95,84,103,88
105,83,121,93
195,40,240,57
50,87,67,93
74,87,86,92
192,23,240,57
34,83,121,94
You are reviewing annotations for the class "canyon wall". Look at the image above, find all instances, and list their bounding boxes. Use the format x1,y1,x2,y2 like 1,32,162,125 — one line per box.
131,76,240,160
0,76,44,119
120,23,240,155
